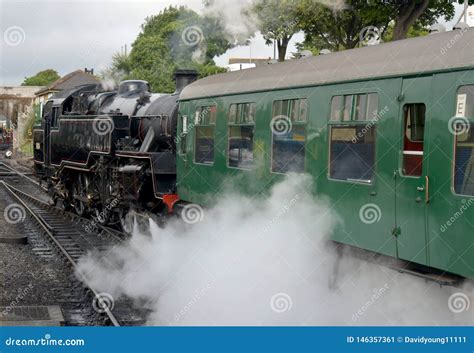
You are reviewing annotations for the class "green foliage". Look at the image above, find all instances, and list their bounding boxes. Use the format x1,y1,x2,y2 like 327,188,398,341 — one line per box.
22,69,60,86
105,6,231,93
22,107,36,142
296,0,464,53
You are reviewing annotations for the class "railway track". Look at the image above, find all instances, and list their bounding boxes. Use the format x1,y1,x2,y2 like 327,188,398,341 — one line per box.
0,162,145,326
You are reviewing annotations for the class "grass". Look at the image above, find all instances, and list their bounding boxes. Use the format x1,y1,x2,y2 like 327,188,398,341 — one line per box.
19,140,33,156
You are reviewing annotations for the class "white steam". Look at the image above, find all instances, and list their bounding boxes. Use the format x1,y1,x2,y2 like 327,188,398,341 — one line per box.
203,0,260,45
77,175,472,326
100,70,127,91
202,0,347,46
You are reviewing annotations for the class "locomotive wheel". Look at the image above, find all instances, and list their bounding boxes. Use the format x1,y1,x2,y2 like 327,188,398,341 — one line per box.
93,204,110,226
72,177,87,217
54,196,67,210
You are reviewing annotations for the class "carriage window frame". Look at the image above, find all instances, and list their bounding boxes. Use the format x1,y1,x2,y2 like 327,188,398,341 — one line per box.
328,93,379,185
330,93,379,122
452,85,474,197
194,104,217,166
178,115,188,157
227,102,256,170
400,103,426,178
270,98,308,174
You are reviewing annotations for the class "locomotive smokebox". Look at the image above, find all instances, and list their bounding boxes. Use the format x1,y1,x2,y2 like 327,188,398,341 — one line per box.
174,69,198,94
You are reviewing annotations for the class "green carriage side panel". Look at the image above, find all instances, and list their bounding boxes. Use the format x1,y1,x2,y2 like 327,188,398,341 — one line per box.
176,29,474,278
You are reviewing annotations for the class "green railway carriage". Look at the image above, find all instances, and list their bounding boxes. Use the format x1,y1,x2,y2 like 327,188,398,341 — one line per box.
177,29,474,279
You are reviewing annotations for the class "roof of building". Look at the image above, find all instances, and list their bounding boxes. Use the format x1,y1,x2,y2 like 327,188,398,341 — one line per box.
228,57,272,65
35,70,100,96
180,28,474,100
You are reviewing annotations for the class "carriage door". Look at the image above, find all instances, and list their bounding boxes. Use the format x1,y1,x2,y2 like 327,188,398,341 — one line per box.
395,77,432,266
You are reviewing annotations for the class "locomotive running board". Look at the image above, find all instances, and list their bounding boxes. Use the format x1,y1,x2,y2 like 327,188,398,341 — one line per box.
389,263,463,286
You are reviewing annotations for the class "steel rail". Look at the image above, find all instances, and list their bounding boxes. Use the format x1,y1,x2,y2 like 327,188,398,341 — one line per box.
1,180,121,327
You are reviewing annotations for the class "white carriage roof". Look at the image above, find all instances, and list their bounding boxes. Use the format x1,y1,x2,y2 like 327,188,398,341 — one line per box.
180,28,474,100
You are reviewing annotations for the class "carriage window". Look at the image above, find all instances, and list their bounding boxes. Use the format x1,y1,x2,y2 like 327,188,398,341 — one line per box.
330,96,342,121
330,93,379,121
194,105,216,165
367,93,379,120
454,127,474,196
456,85,474,118
228,103,255,169
343,96,352,121
179,115,187,156
271,99,307,173
453,86,473,196
329,126,376,183
402,103,425,177
354,94,367,121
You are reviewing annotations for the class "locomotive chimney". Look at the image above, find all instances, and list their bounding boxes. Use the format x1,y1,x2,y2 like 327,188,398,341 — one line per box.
173,69,198,94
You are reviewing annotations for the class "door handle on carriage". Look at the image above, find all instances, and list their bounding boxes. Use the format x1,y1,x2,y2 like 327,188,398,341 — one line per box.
417,186,424,191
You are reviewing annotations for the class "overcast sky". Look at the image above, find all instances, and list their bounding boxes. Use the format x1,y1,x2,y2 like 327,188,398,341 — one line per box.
0,0,464,86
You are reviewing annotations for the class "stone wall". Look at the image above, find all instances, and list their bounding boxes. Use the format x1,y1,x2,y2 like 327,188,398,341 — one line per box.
0,86,44,151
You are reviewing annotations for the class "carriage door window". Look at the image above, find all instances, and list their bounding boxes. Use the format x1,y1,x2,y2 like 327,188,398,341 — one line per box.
453,85,474,196
179,115,187,156
402,104,425,176
194,105,216,165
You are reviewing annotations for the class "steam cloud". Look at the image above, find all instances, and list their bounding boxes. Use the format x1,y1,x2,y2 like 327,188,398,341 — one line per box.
77,175,472,325
203,0,260,45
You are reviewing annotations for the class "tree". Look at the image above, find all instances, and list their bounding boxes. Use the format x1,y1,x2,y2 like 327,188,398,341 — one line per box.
254,0,301,61
389,0,468,40
110,52,132,75
296,0,391,52
105,6,230,92
22,69,60,86
296,0,469,53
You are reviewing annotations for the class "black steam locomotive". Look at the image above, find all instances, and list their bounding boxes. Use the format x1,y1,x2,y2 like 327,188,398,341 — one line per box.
33,70,197,224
